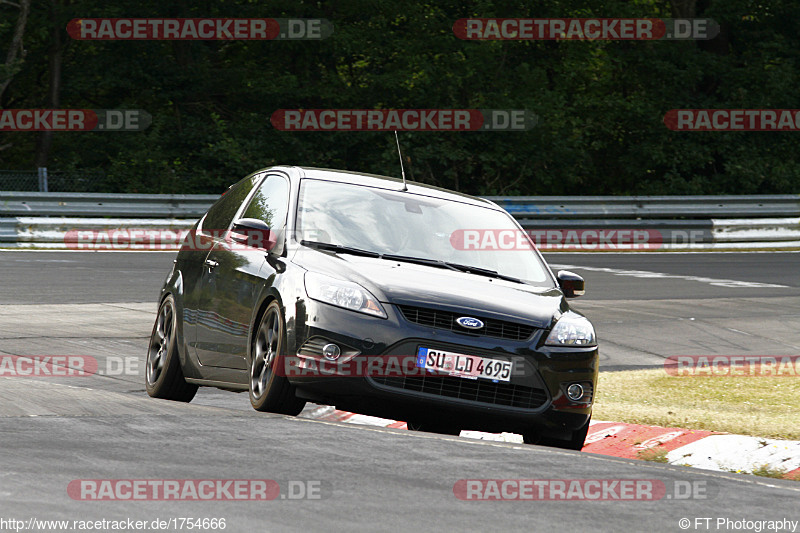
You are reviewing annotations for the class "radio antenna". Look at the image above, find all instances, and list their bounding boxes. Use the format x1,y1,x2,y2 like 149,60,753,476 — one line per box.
394,130,408,191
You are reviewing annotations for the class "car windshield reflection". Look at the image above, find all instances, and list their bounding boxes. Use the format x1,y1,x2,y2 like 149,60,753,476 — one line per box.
296,179,549,285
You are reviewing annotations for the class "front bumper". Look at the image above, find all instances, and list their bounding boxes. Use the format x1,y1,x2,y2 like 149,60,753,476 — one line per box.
287,298,598,435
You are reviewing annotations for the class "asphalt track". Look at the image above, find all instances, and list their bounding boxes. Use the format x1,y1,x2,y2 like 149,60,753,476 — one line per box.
0,251,798,532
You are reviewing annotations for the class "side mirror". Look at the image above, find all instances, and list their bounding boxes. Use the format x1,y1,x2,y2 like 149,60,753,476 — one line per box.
230,218,276,251
557,270,585,298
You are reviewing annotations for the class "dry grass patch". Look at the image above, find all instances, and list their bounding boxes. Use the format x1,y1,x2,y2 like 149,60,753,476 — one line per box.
593,369,800,440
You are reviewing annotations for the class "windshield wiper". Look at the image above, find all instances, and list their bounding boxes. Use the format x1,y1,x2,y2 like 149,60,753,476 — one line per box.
443,262,524,284
381,254,461,272
300,240,380,258
385,254,523,283
300,242,523,283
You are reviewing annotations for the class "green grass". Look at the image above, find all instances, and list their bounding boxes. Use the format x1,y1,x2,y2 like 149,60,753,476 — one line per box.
593,369,800,440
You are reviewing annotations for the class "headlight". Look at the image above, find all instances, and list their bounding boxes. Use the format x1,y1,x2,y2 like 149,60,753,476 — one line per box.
305,272,387,318
545,313,596,346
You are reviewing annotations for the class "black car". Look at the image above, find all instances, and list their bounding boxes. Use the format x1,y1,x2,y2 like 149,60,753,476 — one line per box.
145,166,598,449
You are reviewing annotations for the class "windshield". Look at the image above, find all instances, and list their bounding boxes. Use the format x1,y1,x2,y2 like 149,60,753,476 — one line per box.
296,179,552,286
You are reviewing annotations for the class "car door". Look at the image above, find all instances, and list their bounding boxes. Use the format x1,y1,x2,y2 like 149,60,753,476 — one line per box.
182,173,261,364
193,173,291,369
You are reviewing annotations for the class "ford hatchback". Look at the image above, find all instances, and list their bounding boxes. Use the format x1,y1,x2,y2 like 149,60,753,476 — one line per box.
145,166,598,449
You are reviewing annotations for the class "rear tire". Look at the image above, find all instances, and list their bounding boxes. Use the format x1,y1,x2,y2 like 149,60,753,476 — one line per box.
249,301,306,415
523,416,591,451
145,295,198,402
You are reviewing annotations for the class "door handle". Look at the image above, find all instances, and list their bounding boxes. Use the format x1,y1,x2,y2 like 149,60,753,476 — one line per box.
204,259,219,270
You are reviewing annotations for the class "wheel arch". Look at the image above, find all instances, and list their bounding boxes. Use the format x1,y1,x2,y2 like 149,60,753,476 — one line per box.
248,287,284,364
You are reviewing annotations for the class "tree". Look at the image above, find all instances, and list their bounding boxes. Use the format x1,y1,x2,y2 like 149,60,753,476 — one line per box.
0,0,797,195
0,0,30,153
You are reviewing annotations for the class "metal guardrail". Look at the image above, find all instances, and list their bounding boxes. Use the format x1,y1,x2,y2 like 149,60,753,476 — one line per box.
0,193,798,249
1,192,798,219
0,217,196,245
1,216,796,249
0,192,219,218
487,195,800,219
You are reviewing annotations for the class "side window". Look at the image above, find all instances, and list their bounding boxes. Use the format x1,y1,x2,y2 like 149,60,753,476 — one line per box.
201,174,260,234
241,175,290,230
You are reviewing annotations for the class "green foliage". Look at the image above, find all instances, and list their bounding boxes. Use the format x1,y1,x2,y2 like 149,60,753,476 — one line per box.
0,0,798,194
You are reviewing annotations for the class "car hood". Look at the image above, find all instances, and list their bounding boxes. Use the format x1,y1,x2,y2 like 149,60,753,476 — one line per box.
293,248,566,328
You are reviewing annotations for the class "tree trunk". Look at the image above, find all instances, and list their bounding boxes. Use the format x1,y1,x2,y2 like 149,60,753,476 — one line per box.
670,0,696,18
34,0,64,168
0,0,32,103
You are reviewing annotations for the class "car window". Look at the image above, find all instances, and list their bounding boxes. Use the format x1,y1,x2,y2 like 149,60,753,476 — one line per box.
201,174,260,234
241,175,290,230
297,179,551,285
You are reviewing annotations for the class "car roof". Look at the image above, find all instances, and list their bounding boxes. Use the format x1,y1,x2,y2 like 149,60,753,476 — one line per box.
271,166,500,210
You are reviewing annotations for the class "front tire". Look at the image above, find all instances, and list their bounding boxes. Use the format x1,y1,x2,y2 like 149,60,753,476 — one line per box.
249,301,306,415
145,295,198,402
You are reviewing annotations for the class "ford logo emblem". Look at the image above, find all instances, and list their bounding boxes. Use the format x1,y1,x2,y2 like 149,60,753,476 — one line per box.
456,317,484,330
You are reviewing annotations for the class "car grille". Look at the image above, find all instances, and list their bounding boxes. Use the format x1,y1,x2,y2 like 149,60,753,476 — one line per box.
396,305,537,341
371,375,548,409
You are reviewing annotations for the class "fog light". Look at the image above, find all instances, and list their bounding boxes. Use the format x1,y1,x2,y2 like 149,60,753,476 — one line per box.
566,383,585,401
322,343,341,361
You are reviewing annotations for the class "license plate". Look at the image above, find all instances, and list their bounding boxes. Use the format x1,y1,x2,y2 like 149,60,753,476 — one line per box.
416,347,512,382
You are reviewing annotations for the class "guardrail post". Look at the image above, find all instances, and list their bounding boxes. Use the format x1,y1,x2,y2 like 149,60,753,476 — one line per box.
37,167,49,193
